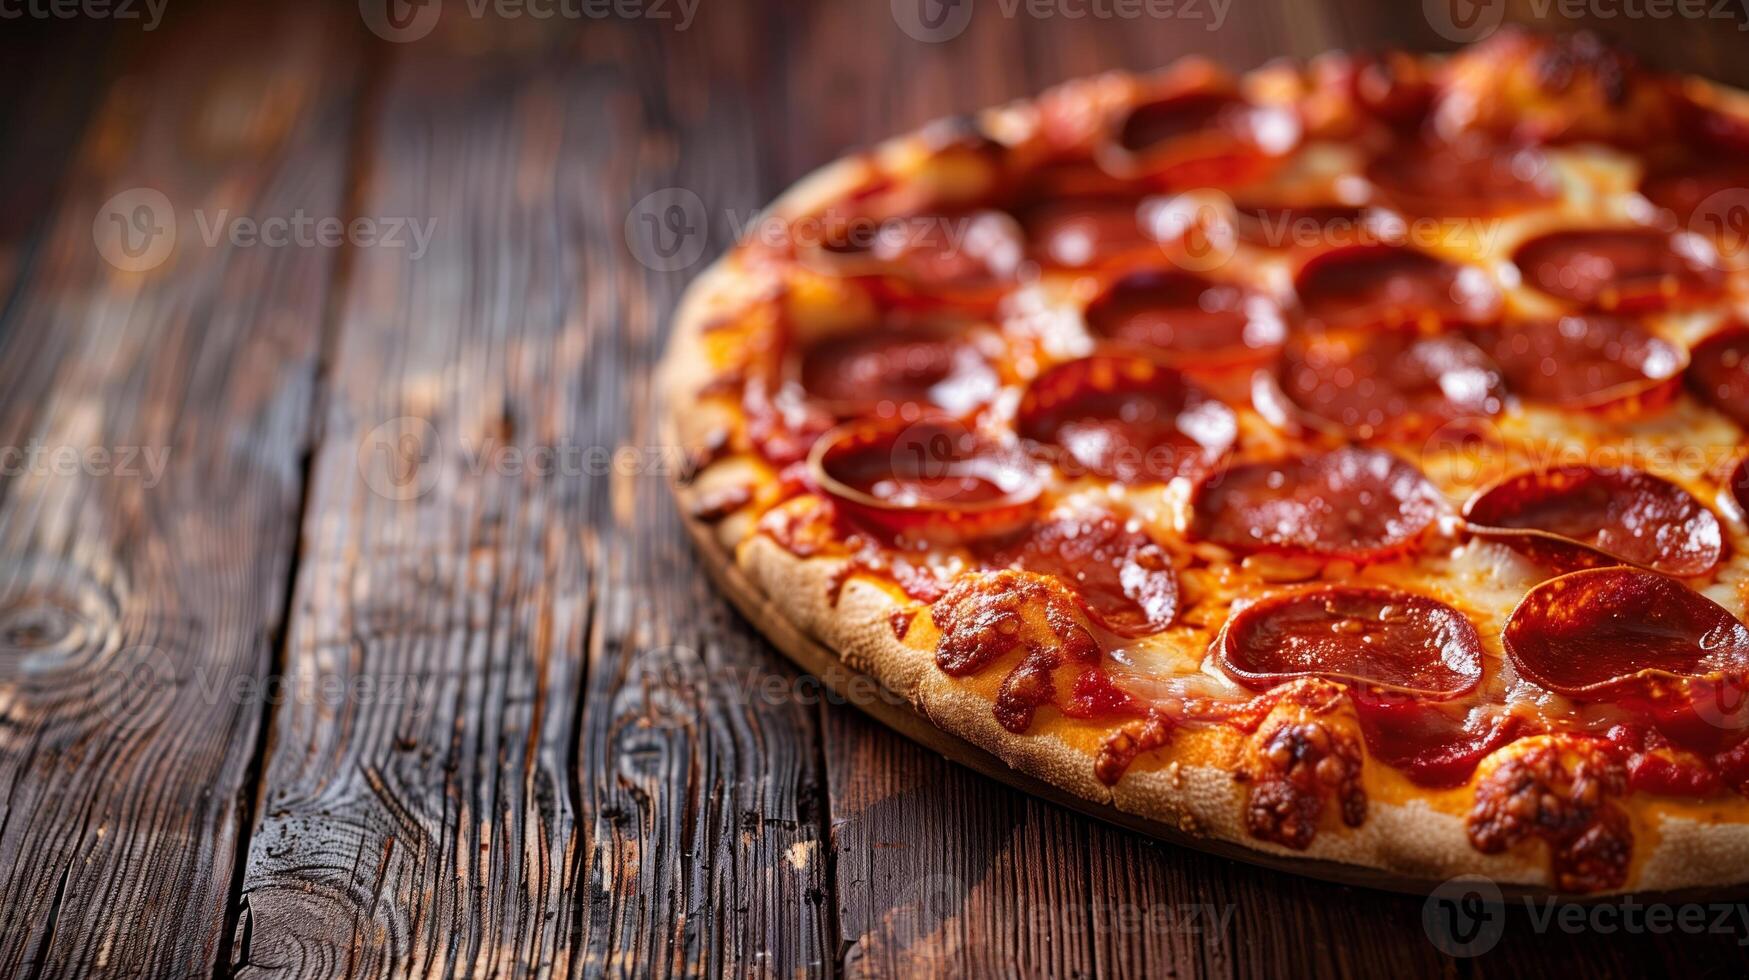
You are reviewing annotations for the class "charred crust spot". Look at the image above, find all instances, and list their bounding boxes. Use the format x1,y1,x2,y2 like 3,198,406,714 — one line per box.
1243,704,1366,850
1096,710,1175,786
1466,739,1632,892
931,570,1106,735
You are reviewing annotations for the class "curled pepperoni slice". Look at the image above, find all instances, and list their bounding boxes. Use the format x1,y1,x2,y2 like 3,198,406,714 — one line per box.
1727,455,1749,521
1463,466,1723,577
1217,585,1483,698
1188,448,1445,561
1102,90,1300,187
1294,245,1502,331
809,417,1044,546
1687,327,1749,429
1084,268,1286,369
1469,315,1687,411
1367,140,1557,217
977,511,1177,637
1640,162,1749,224
1512,228,1724,312
796,326,998,416
1021,196,1157,268
814,210,1025,301
1504,567,1749,701
1016,355,1236,485
1267,330,1504,441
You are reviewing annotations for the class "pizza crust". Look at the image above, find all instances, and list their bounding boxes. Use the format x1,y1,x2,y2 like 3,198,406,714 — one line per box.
657,48,1749,896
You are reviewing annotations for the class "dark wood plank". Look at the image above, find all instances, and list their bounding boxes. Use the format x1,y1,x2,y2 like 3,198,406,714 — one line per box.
0,4,358,978
575,10,834,977
230,27,590,980
235,9,831,976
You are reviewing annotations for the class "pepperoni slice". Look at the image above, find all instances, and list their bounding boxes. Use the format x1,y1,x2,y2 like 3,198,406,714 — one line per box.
1463,466,1723,577
1268,330,1504,440
1504,566,1749,701
1083,268,1286,368
1728,455,1749,518
1216,585,1484,698
1230,202,1369,249
1294,245,1502,331
1021,196,1156,268
1016,355,1236,484
1367,140,1557,217
1639,161,1749,224
1687,327,1749,429
809,417,1044,546
1469,315,1686,411
1512,227,1724,312
1102,90,1299,187
796,326,998,416
977,511,1178,637
1188,448,1445,561
815,210,1025,299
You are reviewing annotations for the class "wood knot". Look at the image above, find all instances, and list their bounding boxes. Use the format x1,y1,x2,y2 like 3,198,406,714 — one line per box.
0,558,122,672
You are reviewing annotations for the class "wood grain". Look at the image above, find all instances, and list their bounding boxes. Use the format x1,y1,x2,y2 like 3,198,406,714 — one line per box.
233,9,830,978
0,3,357,978
575,12,834,977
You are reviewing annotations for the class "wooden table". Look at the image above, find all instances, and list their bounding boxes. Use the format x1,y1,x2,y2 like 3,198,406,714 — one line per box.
3,1,1748,976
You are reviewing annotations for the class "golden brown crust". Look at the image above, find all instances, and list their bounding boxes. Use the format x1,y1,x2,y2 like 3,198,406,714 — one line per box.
660,38,1749,896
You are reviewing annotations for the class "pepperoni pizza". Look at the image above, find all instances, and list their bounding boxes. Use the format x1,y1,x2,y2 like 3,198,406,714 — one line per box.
660,30,1749,894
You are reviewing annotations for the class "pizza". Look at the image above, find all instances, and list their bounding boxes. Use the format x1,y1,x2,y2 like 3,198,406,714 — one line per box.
658,28,1749,894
